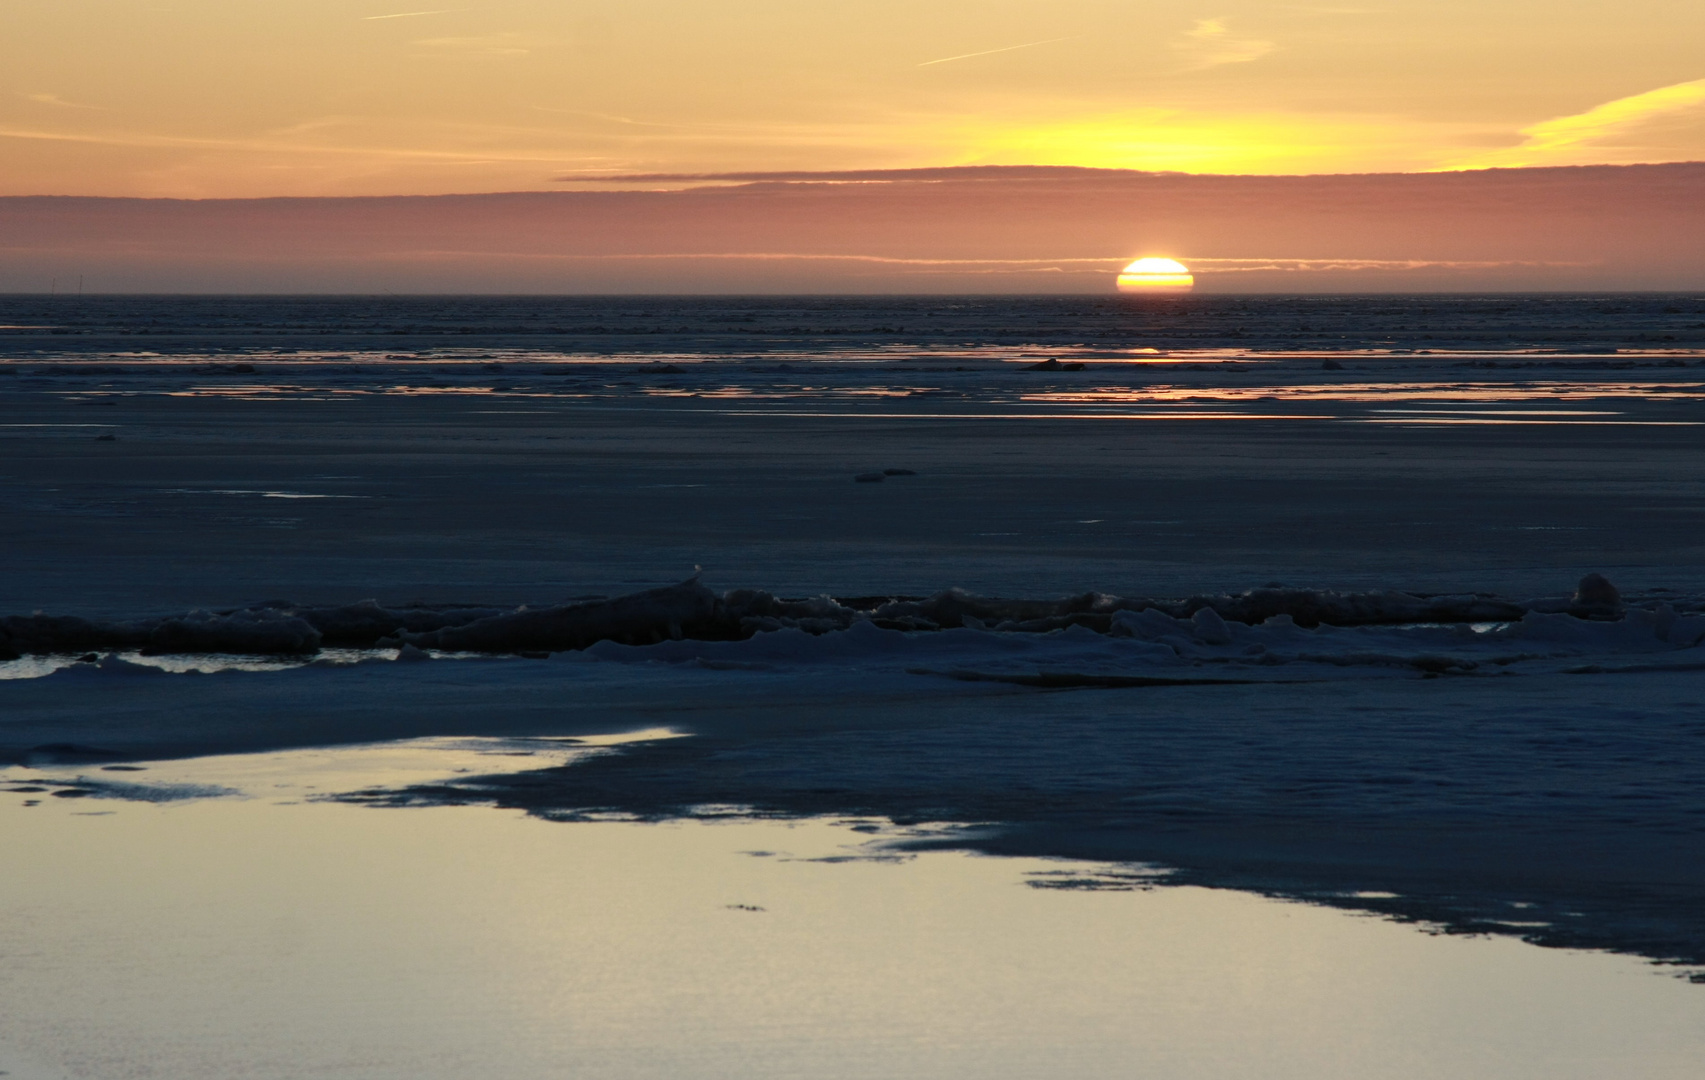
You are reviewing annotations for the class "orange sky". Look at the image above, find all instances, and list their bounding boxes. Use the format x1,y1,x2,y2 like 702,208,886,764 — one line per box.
3,1,1705,197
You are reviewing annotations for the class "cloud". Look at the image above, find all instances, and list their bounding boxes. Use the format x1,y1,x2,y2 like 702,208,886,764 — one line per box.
362,9,467,19
1171,18,1275,71
293,251,1585,279
918,37,1074,68
1455,78,1705,168
0,124,591,165
953,107,1455,174
24,92,101,110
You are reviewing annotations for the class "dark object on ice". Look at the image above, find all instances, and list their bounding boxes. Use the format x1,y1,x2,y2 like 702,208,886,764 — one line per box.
1321,359,1344,370
100,765,147,771
75,653,98,663
402,577,719,653
95,433,117,441
50,788,95,799
1408,655,1479,674
24,743,127,765
1571,573,1623,618
853,472,885,483
882,468,917,476
1026,358,1085,371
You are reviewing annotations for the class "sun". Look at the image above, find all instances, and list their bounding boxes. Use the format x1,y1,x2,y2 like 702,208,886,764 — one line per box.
1117,257,1194,293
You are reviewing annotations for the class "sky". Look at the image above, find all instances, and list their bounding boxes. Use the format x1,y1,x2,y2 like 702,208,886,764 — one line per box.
4,0,1705,197
6,166,1703,292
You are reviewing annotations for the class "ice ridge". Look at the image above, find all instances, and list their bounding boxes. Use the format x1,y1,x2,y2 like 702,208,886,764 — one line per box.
2,575,1699,661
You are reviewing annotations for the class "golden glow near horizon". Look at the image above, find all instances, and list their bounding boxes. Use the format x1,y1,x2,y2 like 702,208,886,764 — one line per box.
1117,258,1195,293
2,1,1704,196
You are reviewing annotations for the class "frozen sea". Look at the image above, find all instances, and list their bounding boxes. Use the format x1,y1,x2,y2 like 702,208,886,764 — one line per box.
3,294,1705,1077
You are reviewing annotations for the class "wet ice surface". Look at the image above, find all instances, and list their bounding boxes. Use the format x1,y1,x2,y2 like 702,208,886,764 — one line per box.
3,296,1704,432
5,295,1705,1069
2,742,1704,1080
5,299,1705,612
4,609,1703,970
6,344,1705,428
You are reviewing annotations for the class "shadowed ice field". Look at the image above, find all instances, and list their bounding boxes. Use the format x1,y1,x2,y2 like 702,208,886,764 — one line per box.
4,295,1705,1074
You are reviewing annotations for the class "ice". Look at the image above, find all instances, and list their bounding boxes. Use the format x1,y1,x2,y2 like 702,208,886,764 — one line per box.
146,609,322,656
1189,605,1234,645
397,578,719,652
7,579,1705,966
560,582,1704,685
4,574,1700,674
5,296,1705,974
291,598,509,644
48,654,170,679
0,613,132,659
582,618,1183,671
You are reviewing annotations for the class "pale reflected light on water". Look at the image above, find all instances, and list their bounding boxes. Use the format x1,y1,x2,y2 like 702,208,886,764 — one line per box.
70,362,1705,429
1,740,1703,1080
1022,382,1705,403
0,650,465,681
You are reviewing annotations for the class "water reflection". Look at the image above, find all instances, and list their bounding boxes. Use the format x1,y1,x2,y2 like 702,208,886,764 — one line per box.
0,752,1701,1080
61,357,1705,429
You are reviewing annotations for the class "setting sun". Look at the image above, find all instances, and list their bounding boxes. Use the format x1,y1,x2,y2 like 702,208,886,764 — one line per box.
1117,257,1195,293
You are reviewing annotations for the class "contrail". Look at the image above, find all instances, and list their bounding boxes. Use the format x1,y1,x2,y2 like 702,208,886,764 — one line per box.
918,36,1073,67
361,9,466,20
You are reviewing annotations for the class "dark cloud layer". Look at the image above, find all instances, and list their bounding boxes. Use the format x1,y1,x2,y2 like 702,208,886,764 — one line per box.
2,163,1702,293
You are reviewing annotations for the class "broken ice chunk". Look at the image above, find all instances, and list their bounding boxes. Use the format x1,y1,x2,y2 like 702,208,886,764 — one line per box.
1190,606,1234,645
